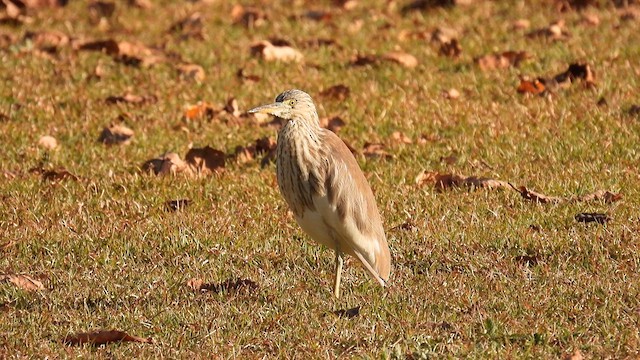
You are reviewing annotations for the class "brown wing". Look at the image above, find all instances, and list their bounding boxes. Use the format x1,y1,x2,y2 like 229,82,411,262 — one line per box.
320,129,391,284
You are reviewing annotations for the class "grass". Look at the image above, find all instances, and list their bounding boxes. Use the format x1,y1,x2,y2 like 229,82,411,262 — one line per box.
1,0,640,358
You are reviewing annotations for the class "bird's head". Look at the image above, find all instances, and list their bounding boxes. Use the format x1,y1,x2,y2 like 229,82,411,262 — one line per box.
249,89,319,125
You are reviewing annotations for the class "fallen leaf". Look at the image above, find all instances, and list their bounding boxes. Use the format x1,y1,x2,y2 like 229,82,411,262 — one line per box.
514,254,540,267
128,0,152,9
63,330,152,346
24,30,69,53
176,63,205,82
382,51,418,68
223,97,241,117
141,152,191,176
0,33,17,49
553,62,596,87
439,38,461,58
575,212,610,224
581,12,600,26
363,142,392,159
301,10,333,22
416,171,510,191
185,146,225,175
431,26,459,44
628,105,640,117
88,1,116,20
319,84,350,101
517,77,546,95
168,12,204,40
510,184,563,204
390,131,412,144
512,19,530,30
250,40,303,62
231,5,267,28
236,68,260,83
576,190,622,203
1,274,44,291
565,349,584,360
401,0,471,15
164,199,191,212
42,168,78,182
333,306,360,319
320,116,346,133
76,39,164,67
349,54,379,66
527,20,569,40
188,278,258,294
183,102,217,120
105,93,157,105
98,124,134,145
38,135,58,150
476,51,531,71
443,88,460,99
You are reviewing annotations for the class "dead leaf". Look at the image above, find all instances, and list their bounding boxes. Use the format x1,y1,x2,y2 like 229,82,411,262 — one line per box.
63,330,152,346
363,142,392,159
98,124,133,145
576,190,622,203
1,274,44,291
512,19,530,30
128,0,152,9
581,12,599,26
439,39,461,58
42,168,78,182
164,199,191,212
301,10,333,22
401,0,471,15
517,77,546,95
431,26,459,44
514,254,540,267
350,54,379,66
575,212,610,224
416,171,511,191
231,5,267,28
236,68,260,83
510,184,563,204
76,39,164,67
185,146,225,175
553,62,596,87
24,30,68,53
188,278,259,294
88,1,116,20
176,63,205,82
320,116,346,133
223,97,241,118
390,131,412,144
105,93,157,105
382,51,418,68
527,20,570,40
476,51,531,71
169,12,204,40
443,88,460,99
183,102,217,120
333,306,360,318
565,349,584,360
250,40,303,62
319,84,350,101
38,135,58,150
141,152,191,176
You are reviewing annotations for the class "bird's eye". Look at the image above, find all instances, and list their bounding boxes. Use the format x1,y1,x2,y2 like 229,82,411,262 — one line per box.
288,99,296,107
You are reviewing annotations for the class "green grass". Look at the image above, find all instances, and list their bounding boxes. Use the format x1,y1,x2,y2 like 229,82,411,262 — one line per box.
1,0,640,358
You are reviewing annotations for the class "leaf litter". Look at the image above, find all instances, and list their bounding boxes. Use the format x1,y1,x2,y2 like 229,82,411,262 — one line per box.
63,329,152,346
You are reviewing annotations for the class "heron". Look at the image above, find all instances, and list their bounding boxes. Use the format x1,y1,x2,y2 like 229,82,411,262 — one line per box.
249,89,391,298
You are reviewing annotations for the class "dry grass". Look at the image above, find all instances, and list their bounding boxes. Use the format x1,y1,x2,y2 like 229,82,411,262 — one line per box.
1,0,640,358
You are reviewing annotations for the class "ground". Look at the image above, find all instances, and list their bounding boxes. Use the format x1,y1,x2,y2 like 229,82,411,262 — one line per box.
1,0,639,358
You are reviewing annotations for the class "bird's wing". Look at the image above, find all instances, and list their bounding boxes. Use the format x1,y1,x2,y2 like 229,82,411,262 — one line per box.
319,129,391,284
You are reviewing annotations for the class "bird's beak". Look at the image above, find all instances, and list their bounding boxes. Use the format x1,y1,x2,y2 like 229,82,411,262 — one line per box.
248,102,286,116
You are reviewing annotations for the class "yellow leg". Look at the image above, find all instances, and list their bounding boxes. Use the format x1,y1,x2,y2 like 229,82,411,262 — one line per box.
334,251,343,298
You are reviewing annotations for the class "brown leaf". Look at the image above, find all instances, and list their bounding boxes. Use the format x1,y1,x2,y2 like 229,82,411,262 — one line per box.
576,190,622,203
188,278,258,294
476,51,531,71
42,168,78,182
231,5,267,28
430,27,459,44
333,306,360,319
176,63,205,82
76,39,164,67
164,199,191,212
224,97,241,118
38,135,58,150
1,274,44,291
553,62,596,87
98,124,133,145
250,41,303,62
511,19,530,30
142,152,191,176
390,131,412,144
514,254,540,267
575,212,610,224
510,185,563,204
236,68,260,83
416,171,510,191
63,330,152,346
105,93,157,105
24,30,68,53
382,51,418,68
127,0,152,9
565,349,583,360
517,78,546,95
88,1,116,20
185,146,225,175
319,84,350,101
443,88,460,99
183,102,217,120
363,142,392,159
439,39,461,58
350,54,379,67
527,20,569,40
401,0,471,15
320,116,346,133
168,12,204,40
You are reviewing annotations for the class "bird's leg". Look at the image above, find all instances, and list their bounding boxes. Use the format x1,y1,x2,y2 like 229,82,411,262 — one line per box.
334,250,343,298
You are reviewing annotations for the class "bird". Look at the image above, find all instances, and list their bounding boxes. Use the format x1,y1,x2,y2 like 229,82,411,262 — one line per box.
249,89,391,298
